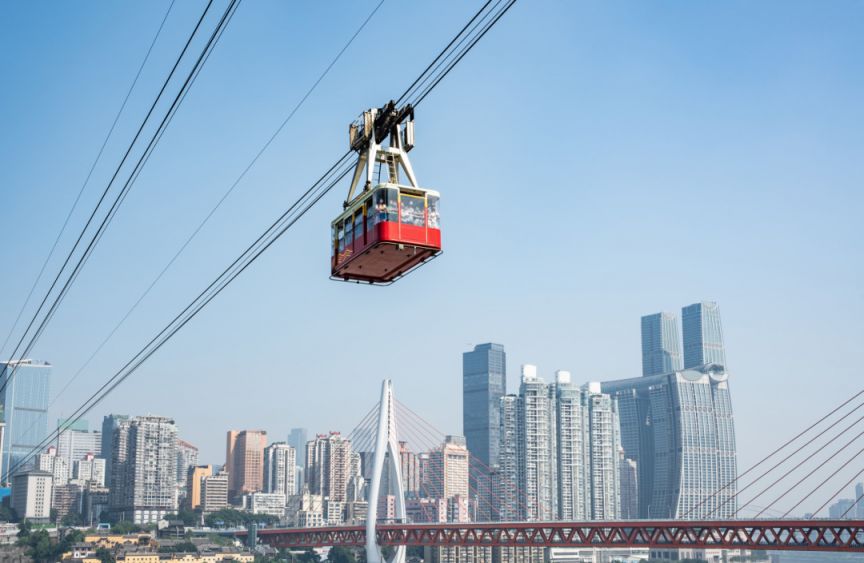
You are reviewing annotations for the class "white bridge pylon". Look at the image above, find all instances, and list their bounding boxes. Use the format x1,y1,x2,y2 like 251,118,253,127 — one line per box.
366,380,407,563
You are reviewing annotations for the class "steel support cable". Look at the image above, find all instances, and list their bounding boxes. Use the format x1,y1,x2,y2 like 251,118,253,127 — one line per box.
812,464,864,518
0,0,232,400
400,0,512,106
749,427,864,518
713,406,864,517
6,0,516,477
840,490,864,519
398,400,533,518
0,0,178,360
684,389,864,517
780,442,864,518
395,402,506,518
48,0,386,408
394,0,494,105
4,154,354,478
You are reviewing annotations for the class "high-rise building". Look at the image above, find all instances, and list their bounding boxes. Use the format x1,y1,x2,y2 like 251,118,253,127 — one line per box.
619,452,638,520
462,344,506,471
305,432,354,503
1,360,51,481
682,302,727,368
518,365,555,521
12,470,52,522
399,441,420,498
108,415,178,524
37,445,69,487
641,312,683,377
583,383,621,520
829,499,856,519
426,436,470,516
225,430,267,501
186,465,212,510
288,428,308,470
496,395,520,521
553,371,586,521
602,364,737,519
73,453,105,487
56,419,101,478
201,471,229,513
101,414,128,488
176,438,198,499
264,442,296,499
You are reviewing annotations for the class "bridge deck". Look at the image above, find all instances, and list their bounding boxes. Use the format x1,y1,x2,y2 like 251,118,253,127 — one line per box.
249,520,864,552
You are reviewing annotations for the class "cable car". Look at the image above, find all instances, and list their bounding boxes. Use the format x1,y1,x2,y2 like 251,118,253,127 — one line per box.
331,102,441,284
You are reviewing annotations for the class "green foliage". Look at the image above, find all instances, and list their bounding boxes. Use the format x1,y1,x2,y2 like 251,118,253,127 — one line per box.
95,546,116,563
380,546,394,561
17,518,33,540
327,546,356,563
158,540,198,553
203,508,278,528
61,511,84,526
163,509,200,526
110,520,144,534
297,548,322,562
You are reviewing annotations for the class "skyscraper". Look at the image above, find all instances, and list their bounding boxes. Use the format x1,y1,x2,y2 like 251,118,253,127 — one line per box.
225,430,267,501
175,438,198,502
288,428,308,469
583,383,621,520
553,371,586,521
682,301,727,368
425,436,470,508
462,343,506,470
496,395,520,521
108,415,178,524
518,365,555,521
264,442,296,498
101,414,128,488
56,418,101,472
602,364,737,519
305,432,354,503
186,465,212,510
0,360,51,481
641,312,683,377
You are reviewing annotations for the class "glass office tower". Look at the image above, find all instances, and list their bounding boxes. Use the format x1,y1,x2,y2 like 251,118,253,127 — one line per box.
682,301,727,368
641,312,683,376
0,360,51,481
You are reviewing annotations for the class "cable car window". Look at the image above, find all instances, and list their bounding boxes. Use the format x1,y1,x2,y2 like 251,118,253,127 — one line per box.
386,188,399,222
344,217,353,246
400,194,425,227
427,195,440,229
337,223,345,252
354,210,363,242
365,197,376,230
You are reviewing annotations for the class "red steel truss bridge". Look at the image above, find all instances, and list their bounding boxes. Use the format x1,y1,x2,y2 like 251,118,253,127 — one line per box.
250,520,864,553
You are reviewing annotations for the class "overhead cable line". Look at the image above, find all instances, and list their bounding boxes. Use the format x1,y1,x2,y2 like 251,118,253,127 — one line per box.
0,0,239,401
47,0,384,412
0,0,178,360
5,0,517,478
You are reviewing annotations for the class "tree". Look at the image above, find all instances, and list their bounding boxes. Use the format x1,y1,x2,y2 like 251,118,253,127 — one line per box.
111,520,144,534
297,548,322,563
327,546,356,563
61,511,84,526
95,546,116,563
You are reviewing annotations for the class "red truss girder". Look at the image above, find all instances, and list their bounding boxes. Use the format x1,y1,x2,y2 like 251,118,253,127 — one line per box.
252,520,864,553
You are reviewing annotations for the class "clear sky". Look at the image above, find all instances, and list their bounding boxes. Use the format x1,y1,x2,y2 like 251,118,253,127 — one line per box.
1,1,862,516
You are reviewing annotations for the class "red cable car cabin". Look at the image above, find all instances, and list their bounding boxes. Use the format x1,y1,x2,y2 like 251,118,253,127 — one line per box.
331,183,441,284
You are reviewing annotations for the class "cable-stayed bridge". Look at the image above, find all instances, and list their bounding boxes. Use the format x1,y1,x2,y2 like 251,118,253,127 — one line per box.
239,380,864,559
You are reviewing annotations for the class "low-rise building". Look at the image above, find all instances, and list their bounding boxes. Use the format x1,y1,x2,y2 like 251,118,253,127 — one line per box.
12,470,53,522
248,492,286,518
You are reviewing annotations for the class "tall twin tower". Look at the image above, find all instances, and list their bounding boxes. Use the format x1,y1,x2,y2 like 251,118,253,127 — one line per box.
641,301,727,377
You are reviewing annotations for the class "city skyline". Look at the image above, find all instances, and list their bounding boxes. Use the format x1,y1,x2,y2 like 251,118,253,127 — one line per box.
0,1,861,526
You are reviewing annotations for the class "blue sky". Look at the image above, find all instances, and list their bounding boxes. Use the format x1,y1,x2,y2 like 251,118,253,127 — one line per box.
1,1,862,515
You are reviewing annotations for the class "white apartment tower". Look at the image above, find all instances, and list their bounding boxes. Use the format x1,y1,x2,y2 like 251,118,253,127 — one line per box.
264,442,297,498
